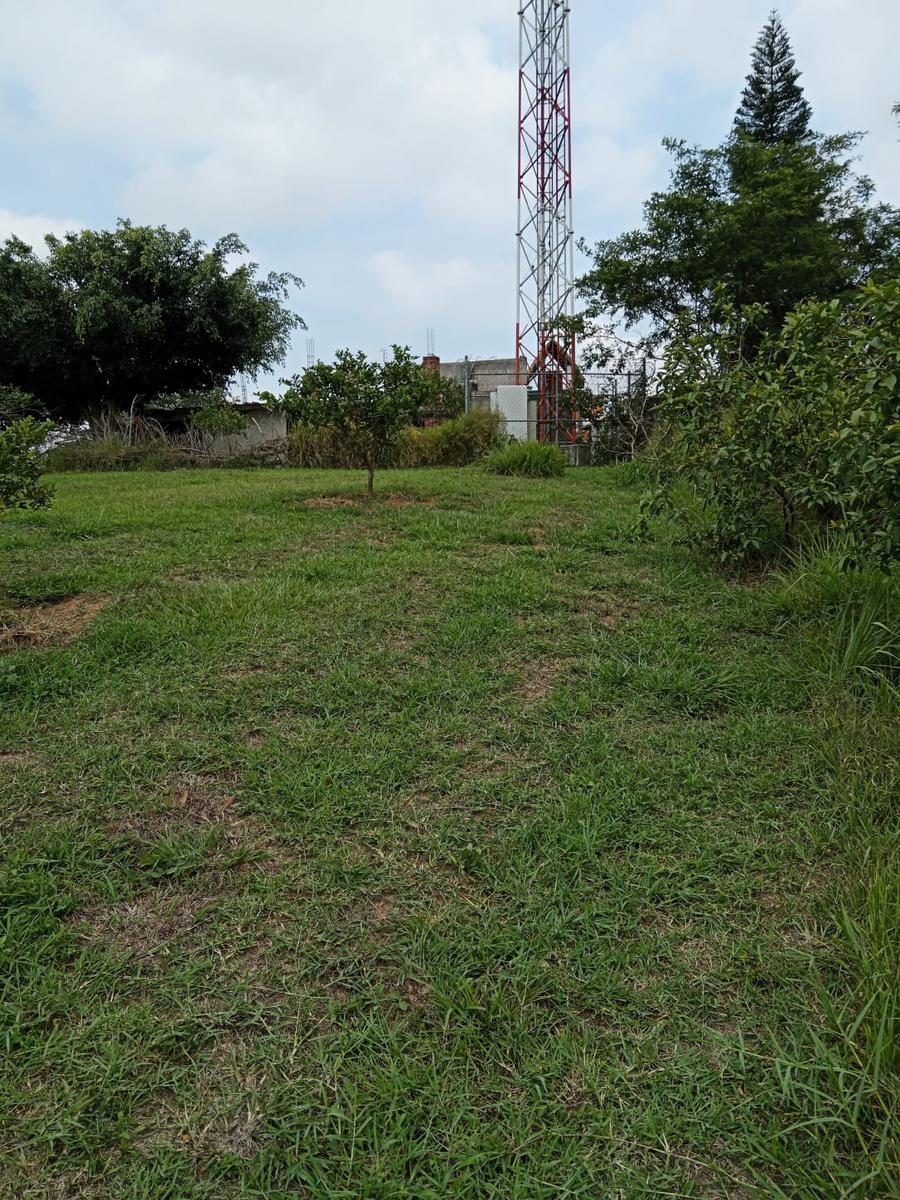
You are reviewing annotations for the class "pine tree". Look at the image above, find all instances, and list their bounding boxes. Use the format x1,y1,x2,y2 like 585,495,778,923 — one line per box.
734,11,813,144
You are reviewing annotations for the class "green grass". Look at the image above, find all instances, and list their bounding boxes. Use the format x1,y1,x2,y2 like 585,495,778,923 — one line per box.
1,467,896,1198
483,441,569,478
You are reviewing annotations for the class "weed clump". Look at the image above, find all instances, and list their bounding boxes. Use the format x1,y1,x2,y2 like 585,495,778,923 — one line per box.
483,441,568,478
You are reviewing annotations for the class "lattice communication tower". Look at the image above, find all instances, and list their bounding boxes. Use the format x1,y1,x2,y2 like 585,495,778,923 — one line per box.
516,1,577,443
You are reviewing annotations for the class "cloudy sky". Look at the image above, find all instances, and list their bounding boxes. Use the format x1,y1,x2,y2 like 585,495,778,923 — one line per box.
1,0,897,382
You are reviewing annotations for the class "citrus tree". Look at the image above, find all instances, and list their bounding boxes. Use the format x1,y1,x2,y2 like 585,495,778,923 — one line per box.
275,346,431,493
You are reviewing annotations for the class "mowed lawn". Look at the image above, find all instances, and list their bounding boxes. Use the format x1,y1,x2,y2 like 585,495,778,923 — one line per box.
0,468,893,1197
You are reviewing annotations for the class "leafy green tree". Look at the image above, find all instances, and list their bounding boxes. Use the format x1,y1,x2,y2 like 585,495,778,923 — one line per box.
275,347,429,494
0,221,305,424
734,11,812,144
419,371,466,423
579,134,900,350
0,238,82,418
646,278,900,565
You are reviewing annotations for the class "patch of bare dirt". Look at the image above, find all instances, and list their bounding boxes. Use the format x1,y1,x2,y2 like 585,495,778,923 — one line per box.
302,491,436,510
381,494,436,509
303,494,362,509
134,1036,266,1162
168,772,242,825
0,594,111,652
0,750,36,767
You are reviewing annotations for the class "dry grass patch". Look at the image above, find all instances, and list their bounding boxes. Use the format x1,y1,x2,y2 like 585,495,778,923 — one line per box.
575,591,642,629
302,494,362,510
134,1035,266,1162
79,888,219,960
0,749,37,766
512,656,574,704
0,594,111,652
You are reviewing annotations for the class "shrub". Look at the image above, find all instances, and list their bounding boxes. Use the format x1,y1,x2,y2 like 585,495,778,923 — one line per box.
396,410,506,467
483,441,568,478
45,439,192,472
286,425,367,469
287,409,506,470
648,278,900,566
0,417,54,511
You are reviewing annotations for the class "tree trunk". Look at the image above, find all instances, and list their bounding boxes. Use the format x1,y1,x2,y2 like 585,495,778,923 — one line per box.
366,460,375,495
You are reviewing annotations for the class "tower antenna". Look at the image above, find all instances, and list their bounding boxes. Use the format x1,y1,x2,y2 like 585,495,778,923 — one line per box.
516,1,577,444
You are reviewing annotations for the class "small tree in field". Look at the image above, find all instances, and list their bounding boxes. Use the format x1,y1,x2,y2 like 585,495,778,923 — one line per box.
0,415,54,512
276,346,429,494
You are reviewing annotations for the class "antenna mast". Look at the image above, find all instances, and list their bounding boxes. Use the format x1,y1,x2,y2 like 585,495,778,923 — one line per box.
516,1,577,443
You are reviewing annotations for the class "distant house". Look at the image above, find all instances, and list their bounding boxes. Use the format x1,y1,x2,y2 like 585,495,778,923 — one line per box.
145,402,287,455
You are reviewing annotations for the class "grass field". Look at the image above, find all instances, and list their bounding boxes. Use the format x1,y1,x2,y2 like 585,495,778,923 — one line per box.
1,467,896,1198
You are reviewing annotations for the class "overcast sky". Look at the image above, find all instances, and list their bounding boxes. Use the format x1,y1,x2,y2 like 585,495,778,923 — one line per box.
1,0,897,383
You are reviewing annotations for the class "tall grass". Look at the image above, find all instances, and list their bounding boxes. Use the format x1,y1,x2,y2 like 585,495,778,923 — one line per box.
752,537,899,1195
771,534,898,694
483,441,569,478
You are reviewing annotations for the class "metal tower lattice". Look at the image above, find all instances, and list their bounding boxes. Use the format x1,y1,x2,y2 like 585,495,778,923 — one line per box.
516,0,577,443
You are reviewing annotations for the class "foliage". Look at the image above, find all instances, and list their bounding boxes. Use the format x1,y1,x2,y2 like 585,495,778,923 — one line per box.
398,409,506,467
418,371,466,423
45,439,193,473
734,10,812,144
187,393,249,446
286,409,505,471
274,347,432,492
0,221,305,423
647,277,900,565
586,368,658,464
45,437,290,473
578,134,900,349
0,384,46,427
483,440,568,478
0,417,54,511
0,238,78,419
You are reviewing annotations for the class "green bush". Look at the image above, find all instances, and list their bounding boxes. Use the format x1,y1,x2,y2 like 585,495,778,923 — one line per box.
396,410,506,467
0,384,46,426
0,417,54,511
45,439,192,472
649,278,900,566
287,409,506,470
483,441,568,478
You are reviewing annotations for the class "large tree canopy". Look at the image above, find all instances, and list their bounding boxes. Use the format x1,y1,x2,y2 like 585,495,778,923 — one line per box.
0,221,305,423
734,10,812,145
578,133,900,350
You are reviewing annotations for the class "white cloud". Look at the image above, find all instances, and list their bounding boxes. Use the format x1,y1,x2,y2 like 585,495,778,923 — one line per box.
368,250,490,317
0,0,895,367
0,209,84,252
0,0,516,232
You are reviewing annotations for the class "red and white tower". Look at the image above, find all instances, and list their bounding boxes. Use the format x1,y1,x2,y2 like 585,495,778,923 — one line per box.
516,1,577,443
